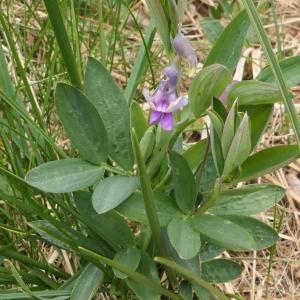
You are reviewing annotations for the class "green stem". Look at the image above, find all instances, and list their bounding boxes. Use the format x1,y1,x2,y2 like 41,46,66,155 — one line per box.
43,0,82,88
132,130,177,287
78,247,181,300
241,0,300,148
155,257,229,300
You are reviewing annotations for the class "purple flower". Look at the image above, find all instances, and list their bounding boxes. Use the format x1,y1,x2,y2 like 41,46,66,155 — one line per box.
172,31,198,67
144,64,188,131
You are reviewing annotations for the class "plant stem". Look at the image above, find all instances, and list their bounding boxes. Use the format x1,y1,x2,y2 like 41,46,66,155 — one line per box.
78,247,181,300
155,257,229,300
241,0,300,148
132,129,178,288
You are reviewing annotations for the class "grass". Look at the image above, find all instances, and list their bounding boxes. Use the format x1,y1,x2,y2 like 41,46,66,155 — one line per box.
0,0,299,299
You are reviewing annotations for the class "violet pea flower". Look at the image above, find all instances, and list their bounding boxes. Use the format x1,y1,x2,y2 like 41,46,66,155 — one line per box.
219,80,239,105
172,31,198,67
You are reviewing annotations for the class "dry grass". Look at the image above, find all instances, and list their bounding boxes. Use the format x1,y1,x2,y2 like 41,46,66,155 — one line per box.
1,0,300,299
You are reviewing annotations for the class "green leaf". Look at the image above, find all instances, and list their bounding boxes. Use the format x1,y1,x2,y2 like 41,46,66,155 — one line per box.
130,101,148,141
208,184,285,216
126,252,161,300
210,124,224,176
183,139,208,173
227,80,282,106
201,19,224,43
223,215,278,250
92,176,139,214
113,247,142,279
200,239,223,262
170,151,196,213
192,215,256,251
256,56,300,88
208,110,224,140
201,259,243,283
115,191,180,226
144,0,171,53
242,104,273,149
70,264,104,300
140,126,156,162
223,114,251,177
167,216,201,260
179,281,193,300
189,64,232,117
84,57,134,170
25,159,104,193
236,145,299,182
55,83,108,165
204,10,250,71
221,101,237,158
74,191,135,251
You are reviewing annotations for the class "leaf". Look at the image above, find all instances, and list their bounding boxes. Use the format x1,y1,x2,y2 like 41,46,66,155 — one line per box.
189,64,232,117
236,145,299,182
179,281,193,300
84,57,134,170
223,215,278,250
204,10,250,71
140,126,155,162
130,101,148,141
113,247,142,279
70,264,104,300
115,191,180,226
25,159,104,193
126,251,161,300
201,19,224,43
221,101,237,158
201,259,243,283
210,124,224,176
200,239,223,262
256,56,300,88
208,110,224,140
144,0,171,53
242,104,273,149
167,216,201,260
208,184,285,216
74,191,135,251
92,176,139,214
192,215,256,251
227,80,282,106
183,139,208,174
55,83,108,164
223,114,251,177
170,151,196,213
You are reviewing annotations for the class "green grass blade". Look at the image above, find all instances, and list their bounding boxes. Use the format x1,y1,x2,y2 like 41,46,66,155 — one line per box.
154,257,229,300
43,0,82,88
78,247,180,300
241,0,300,147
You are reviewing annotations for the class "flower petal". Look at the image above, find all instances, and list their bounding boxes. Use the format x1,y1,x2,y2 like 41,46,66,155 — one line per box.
219,80,239,104
143,89,156,110
160,113,173,131
163,64,179,88
149,111,162,125
166,96,188,112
